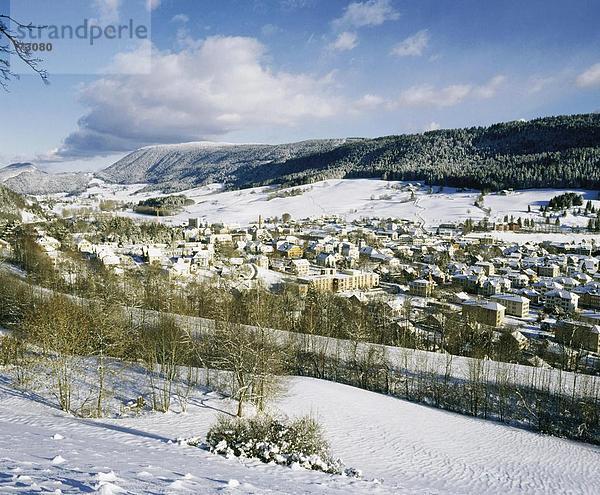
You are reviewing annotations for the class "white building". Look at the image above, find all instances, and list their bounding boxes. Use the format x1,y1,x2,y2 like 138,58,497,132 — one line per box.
544,289,579,313
290,259,310,276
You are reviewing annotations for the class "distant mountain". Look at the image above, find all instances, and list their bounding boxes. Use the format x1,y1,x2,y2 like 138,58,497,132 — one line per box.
0,163,91,195
96,139,355,192
0,163,38,182
98,113,600,192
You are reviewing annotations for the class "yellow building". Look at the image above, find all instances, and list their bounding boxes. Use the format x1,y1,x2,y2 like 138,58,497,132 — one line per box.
491,294,530,318
555,320,600,353
298,269,379,293
279,244,304,259
462,301,506,327
409,279,434,297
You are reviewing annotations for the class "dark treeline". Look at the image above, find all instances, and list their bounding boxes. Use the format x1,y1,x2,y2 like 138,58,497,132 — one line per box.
239,113,600,191
133,194,194,216
548,192,584,209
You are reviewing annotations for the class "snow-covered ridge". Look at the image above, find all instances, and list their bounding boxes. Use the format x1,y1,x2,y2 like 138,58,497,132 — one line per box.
0,162,38,182
137,140,243,151
96,139,350,191
0,162,91,195
137,138,346,151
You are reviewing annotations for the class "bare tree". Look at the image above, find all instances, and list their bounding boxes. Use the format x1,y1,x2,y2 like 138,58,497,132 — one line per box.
174,363,200,413
22,295,89,413
207,313,286,417
85,299,131,417
0,14,48,90
141,315,193,413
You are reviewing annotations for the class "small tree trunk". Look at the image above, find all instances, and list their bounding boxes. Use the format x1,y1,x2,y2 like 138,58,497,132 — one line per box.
237,395,244,417
96,354,105,418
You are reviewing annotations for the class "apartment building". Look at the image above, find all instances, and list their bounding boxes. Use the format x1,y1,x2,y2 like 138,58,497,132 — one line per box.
462,300,506,327
555,320,600,353
491,294,530,318
538,264,560,278
409,279,435,297
298,269,379,293
544,289,579,313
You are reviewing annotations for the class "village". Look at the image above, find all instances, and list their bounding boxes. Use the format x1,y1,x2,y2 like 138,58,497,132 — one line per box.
25,201,600,375
2,2,600,491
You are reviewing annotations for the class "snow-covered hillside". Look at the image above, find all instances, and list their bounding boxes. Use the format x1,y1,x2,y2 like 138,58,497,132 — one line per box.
1,374,598,494
96,139,349,190
0,163,91,195
60,178,600,237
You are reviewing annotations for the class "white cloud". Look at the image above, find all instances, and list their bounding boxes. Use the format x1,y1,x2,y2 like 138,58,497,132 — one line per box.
333,0,399,29
58,37,343,156
93,0,121,23
352,94,385,112
171,14,189,24
280,0,313,10
391,29,429,57
576,63,600,88
394,75,505,107
146,0,161,11
424,122,441,131
527,75,555,94
397,84,472,107
473,74,506,98
329,31,359,51
108,39,152,74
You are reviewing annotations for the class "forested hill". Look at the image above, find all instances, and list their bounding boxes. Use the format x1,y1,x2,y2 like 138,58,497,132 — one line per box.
100,113,600,192
0,184,27,223
251,113,600,191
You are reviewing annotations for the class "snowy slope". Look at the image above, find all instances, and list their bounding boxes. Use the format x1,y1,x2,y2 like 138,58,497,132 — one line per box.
1,374,598,494
0,163,91,195
283,379,600,494
0,163,38,182
64,178,600,238
96,139,349,190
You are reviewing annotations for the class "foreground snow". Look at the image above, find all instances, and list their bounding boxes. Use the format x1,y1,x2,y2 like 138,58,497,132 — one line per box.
0,375,598,494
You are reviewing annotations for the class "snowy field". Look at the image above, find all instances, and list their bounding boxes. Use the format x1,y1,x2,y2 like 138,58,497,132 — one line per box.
1,373,599,494
51,179,600,234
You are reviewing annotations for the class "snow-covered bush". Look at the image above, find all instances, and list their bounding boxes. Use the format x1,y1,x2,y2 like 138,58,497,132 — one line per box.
200,415,361,478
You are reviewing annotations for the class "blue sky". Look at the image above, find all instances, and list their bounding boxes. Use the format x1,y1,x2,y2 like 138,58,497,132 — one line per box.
1,0,599,170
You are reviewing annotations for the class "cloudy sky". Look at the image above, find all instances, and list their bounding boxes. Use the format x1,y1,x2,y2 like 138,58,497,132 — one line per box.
1,0,599,169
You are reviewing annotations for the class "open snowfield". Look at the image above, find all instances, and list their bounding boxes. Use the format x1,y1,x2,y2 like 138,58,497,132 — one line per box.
52,179,600,233
1,373,599,494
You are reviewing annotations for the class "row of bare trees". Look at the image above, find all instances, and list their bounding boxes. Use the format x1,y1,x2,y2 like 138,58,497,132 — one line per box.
1,264,599,442
1,229,571,375
290,332,600,444
1,233,598,440
0,267,288,418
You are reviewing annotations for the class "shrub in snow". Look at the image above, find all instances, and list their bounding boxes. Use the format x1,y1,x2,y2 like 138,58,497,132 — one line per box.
198,415,361,478
0,335,23,366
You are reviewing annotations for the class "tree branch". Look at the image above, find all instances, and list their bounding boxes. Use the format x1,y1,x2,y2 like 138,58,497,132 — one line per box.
0,14,49,90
